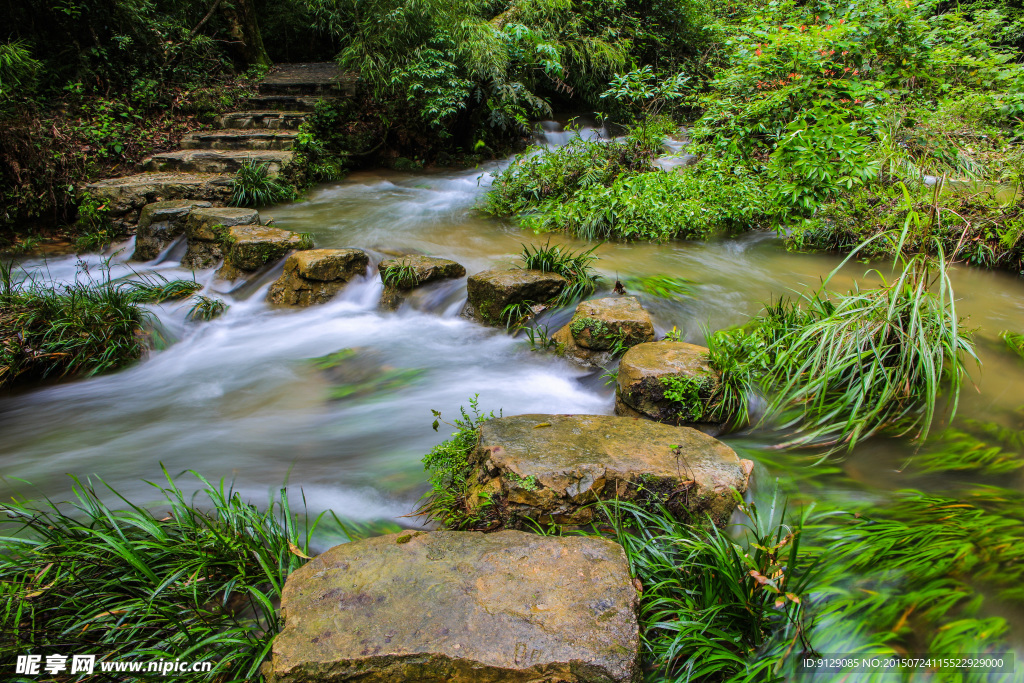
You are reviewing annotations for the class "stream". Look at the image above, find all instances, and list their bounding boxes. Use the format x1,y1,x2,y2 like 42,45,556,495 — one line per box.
3,123,1024,645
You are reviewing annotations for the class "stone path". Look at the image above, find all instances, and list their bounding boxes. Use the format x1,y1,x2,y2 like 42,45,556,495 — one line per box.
87,63,351,226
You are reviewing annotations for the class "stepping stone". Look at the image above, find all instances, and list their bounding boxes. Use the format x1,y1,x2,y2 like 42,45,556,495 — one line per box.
218,111,307,130
181,129,297,151
462,269,566,327
264,530,640,683
467,414,750,526
132,199,211,261
84,172,233,226
378,255,466,310
181,207,260,270
553,296,655,367
615,341,726,431
267,249,370,306
141,150,293,175
245,95,322,112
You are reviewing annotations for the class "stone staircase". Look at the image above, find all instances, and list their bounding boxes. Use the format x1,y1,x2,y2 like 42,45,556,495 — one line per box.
87,63,354,228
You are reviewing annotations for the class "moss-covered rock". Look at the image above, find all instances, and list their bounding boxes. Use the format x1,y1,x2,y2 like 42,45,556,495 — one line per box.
221,225,312,276
264,530,640,683
552,296,655,367
84,172,234,230
267,249,370,306
378,255,466,310
462,269,566,326
466,414,748,527
615,341,724,431
181,207,260,269
131,200,212,261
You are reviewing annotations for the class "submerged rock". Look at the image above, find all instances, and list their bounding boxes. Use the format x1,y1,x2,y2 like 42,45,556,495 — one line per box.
462,269,566,326
378,255,466,310
552,296,655,367
467,414,748,527
264,530,640,683
615,341,725,431
217,225,311,279
132,199,212,261
267,248,368,305
181,207,260,269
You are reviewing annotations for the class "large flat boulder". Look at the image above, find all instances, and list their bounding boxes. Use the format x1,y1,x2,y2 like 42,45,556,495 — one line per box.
462,269,567,326
265,530,640,683
131,199,212,261
615,341,725,431
468,414,748,526
141,149,293,175
84,172,233,228
220,225,311,277
379,255,466,310
552,297,655,367
181,207,260,270
268,249,369,305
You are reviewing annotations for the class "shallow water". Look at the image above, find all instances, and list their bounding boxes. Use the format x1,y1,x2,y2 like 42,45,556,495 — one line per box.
3,126,1024,642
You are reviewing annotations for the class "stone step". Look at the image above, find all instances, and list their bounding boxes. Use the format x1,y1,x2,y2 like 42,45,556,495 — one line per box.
140,150,293,175
245,95,321,112
181,129,297,150
257,62,356,97
84,172,234,227
218,111,307,130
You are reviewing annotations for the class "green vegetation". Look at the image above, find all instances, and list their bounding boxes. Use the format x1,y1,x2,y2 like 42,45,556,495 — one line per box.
0,470,345,680
187,295,229,322
230,160,298,208
661,374,721,423
706,224,976,452
623,275,695,299
380,260,420,290
418,396,499,530
501,240,603,325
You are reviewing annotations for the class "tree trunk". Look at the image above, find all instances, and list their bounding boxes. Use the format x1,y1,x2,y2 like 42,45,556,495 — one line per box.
222,0,271,68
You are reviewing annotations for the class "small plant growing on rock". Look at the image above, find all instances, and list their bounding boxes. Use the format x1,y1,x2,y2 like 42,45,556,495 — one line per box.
518,240,602,308
187,295,228,322
418,396,501,530
381,260,420,290
230,159,297,208
120,274,202,304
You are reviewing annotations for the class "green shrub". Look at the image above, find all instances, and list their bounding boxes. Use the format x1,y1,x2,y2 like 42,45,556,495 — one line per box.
522,166,765,242
230,160,296,208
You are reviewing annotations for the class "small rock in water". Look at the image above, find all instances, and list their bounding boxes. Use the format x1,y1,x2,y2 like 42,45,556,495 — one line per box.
552,296,655,367
615,340,726,432
267,248,369,305
461,269,566,326
264,530,640,683
181,207,260,270
466,414,749,527
217,225,311,279
378,255,466,310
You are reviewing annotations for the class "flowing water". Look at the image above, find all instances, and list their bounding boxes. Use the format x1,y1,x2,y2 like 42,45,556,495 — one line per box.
3,125,1024,638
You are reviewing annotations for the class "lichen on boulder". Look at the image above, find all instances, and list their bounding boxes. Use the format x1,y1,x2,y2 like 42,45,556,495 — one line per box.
132,200,212,261
615,341,726,431
552,296,655,367
466,414,749,527
378,255,466,310
462,269,566,326
267,249,369,305
264,530,640,683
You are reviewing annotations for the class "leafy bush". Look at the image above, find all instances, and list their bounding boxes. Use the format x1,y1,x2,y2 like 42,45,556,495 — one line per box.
522,165,765,242
0,470,336,680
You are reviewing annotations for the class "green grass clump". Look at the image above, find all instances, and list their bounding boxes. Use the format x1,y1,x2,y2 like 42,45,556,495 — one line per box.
187,295,228,322
120,273,202,304
518,240,601,306
230,160,297,208
707,225,976,453
380,260,420,290
0,470,341,680
0,261,149,388
417,396,500,530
